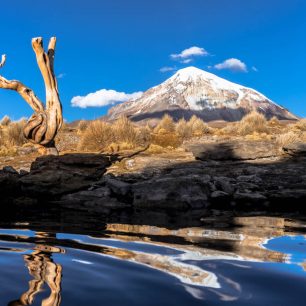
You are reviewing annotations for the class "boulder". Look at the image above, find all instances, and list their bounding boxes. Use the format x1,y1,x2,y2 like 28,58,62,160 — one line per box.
59,187,129,212
0,168,20,198
20,154,111,197
132,175,211,210
213,176,235,194
237,175,262,184
211,191,230,199
187,140,279,161
234,192,267,202
283,142,306,156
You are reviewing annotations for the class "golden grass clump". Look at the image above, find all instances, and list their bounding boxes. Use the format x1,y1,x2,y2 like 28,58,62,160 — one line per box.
188,115,210,136
136,125,152,147
78,117,142,152
268,116,281,126
112,116,138,146
5,119,27,146
154,114,176,133
0,128,5,147
276,131,300,148
0,115,11,127
146,144,168,154
221,122,238,135
293,119,306,131
78,120,114,152
176,118,192,139
151,130,182,148
77,120,89,133
236,111,269,136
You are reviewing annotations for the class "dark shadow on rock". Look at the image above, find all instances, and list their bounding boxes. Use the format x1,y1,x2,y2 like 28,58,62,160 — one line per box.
128,107,248,123
124,107,294,123
0,141,306,233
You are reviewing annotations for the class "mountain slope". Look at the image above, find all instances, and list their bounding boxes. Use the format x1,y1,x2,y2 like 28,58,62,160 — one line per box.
107,67,297,122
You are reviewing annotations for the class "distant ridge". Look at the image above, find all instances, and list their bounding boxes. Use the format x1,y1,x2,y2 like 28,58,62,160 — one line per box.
107,67,297,122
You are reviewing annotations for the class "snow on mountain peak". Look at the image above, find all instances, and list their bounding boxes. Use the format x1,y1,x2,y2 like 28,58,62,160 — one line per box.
107,66,297,122
170,66,242,91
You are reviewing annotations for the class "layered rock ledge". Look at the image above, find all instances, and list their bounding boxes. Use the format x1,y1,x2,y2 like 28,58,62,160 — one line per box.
1,140,306,215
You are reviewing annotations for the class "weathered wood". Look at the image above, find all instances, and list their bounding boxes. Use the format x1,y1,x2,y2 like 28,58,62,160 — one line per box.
0,37,63,155
0,54,6,68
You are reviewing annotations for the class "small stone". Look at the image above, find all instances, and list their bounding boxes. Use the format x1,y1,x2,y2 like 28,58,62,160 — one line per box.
214,176,235,194
234,192,267,202
2,166,18,175
104,176,131,196
19,169,29,176
125,159,135,169
211,191,229,199
237,175,262,184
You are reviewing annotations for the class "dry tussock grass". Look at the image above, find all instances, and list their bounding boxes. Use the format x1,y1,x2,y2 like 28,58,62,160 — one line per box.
78,116,147,152
78,115,212,152
146,144,168,154
0,118,27,155
293,119,306,131
6,120,27,146
136,126,152,147
151,130,182,148
175,119,192,139
112,116,138,145
78,120,114,152
77,120,89,133
236,111,269,135
268,116,281,127
0,119,27,147
154,114,175,133
276,131,300,148
0,115,11,127
221,111,269,136
175,116,210,139
188,115,210,136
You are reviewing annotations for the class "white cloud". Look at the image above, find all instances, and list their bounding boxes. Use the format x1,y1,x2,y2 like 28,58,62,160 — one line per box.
71,89,143,108
57,73,66,79
171,46,208,61
160,66,177,73
214,58,248,72
181,59,193,64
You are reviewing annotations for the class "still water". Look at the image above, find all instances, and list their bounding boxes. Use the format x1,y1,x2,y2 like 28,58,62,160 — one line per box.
0,215,306,305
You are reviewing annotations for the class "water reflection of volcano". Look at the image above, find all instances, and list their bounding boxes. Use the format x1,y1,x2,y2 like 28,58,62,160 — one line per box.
104,216,290,264
0,216,305,305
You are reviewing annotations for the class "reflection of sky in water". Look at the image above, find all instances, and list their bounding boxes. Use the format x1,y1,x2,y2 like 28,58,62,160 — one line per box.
1,223,306,305
265,235,306,266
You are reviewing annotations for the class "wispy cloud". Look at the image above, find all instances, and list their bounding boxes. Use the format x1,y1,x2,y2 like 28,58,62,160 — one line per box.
171,46,208,63
71,89,143,108
181,59,193,64
252,66,258,72
159,66,177,73
214,58,248,72
57,73,66,79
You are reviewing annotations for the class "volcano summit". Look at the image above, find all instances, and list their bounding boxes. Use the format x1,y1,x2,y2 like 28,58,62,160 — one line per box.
107,67,297,122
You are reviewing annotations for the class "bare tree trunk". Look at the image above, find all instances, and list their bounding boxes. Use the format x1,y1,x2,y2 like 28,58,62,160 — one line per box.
0,37,63,155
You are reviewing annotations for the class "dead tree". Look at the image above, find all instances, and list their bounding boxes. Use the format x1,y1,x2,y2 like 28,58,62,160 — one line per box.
0,37,63,155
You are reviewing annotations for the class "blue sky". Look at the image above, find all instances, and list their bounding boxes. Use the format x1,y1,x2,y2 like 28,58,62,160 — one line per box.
0,0,305,121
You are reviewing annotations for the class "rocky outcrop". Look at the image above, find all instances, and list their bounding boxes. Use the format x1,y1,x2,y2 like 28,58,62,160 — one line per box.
283,142,306,157
20,154,111,197
1,141,306,214
186,141,279,161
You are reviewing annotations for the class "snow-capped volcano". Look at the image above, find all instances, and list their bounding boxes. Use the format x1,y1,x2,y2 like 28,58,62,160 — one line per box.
107,67,297,122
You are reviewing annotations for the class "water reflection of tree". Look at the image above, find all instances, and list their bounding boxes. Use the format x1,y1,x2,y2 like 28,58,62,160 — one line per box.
8,233,63,306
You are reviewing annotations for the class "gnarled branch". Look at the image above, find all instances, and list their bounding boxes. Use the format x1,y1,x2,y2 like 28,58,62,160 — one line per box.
0,37,63,154
0,54,6,68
